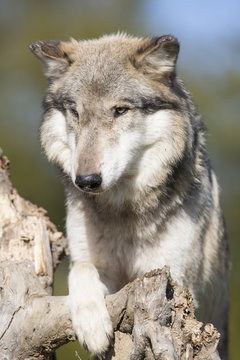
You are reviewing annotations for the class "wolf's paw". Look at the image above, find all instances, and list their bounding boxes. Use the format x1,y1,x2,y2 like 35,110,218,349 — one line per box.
69,297,113,355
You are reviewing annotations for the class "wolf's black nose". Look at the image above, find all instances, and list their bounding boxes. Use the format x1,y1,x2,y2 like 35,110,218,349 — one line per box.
75,174,102,191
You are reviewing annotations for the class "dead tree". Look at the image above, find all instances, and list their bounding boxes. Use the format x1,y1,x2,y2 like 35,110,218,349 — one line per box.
0,148,221,360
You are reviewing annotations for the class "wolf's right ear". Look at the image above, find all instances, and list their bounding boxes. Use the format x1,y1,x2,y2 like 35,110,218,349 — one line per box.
29,40,75,80
132,35,179,82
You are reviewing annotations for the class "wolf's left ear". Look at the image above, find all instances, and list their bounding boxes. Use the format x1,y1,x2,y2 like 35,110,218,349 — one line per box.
132,35,179,82
29,40,75,80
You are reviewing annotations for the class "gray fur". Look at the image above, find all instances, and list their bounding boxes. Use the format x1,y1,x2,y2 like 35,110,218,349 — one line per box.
30,33,229,358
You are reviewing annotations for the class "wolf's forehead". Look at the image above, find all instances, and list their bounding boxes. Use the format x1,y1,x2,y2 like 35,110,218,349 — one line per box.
74,35,140,63
62,51,137,97
69,37,139,79
75,55,125,84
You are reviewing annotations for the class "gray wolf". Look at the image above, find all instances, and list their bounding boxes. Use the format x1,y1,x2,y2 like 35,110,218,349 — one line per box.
29,33,229,358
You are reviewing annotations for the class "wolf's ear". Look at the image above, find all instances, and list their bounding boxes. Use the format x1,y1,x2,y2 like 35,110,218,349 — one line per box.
133,35,179,82
29,40,75,80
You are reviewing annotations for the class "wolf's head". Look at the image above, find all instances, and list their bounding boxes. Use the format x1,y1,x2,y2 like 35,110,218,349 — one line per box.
30,34,196,196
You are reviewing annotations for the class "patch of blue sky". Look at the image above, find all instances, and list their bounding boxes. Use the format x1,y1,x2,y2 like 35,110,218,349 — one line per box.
139,0,240,72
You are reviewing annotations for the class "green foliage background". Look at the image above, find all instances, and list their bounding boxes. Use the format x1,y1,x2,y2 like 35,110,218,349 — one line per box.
0,1,239,359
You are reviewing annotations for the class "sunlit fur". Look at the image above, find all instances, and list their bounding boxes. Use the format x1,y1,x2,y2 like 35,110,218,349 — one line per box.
31,33,229,358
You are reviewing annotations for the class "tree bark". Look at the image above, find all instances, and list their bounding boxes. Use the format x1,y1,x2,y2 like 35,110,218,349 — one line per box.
0,148,221,360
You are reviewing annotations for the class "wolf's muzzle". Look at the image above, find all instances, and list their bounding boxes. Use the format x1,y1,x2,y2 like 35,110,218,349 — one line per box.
75,174,102,192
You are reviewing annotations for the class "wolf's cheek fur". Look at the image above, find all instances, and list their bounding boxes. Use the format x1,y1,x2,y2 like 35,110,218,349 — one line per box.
100,110,187,191
134,110,187,189
40,109,73,175
100,129,144,190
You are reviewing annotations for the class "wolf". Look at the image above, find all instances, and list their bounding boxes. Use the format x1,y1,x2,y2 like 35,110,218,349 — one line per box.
29,33,229,358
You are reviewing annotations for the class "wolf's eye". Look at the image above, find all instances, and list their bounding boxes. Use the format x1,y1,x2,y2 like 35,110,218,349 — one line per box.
114,107,129,118
69,107,79,120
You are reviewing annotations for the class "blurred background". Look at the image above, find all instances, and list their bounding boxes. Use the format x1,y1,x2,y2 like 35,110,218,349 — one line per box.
0,0,239,359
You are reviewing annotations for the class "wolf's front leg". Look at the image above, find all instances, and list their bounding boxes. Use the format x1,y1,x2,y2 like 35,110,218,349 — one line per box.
68,261,113,355
66,196,113,356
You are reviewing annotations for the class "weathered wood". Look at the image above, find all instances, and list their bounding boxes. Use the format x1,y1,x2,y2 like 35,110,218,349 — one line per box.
0,260,75,360
0,149,221,360
105,267,221,360
0,149,68,293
